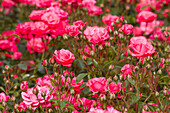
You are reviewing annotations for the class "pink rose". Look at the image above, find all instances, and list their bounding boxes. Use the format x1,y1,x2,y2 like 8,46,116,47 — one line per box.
18,102,28,111
84,26,110,45
82,0,96,7
53,49,75,67
88,5,103,15
105,106,122,113
71,77,84,94
88,107,105,113
26,38,47,53
102,14,121,27
12,52,22,59
73,20,87,30
21,81,28,91
120,24,134,35
108,82,122,94
137,11,157,23
35,0,54,8
84,45,95,57
29,10,46,21
21,88,39,110
0,92,10,102
37,86,53,107
86,77,108,93
13,75,18,79
41,12,60,27
121,64,135,75
65,25,82,36
31,21,49,35
134,27,143,36
129,36,155,57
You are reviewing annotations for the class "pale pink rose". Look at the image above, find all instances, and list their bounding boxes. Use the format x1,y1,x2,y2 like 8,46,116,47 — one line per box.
21,81,28,91
12,52,22,59
41,12,60,27
121,64,135,75
0,92,10,102
65,25,82,36
86,77,108,93
108,82,122,94
53,49,75,67
84,26,110,45
18,102,28,111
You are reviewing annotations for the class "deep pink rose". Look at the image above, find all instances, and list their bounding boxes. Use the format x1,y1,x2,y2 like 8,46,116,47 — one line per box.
120,24,134,35
137,11,157,23
21,81,28,91
121,64,135,75
2,30,20,44
108,82,122,94
65,25,82,36
84,26,110,45
18,102,28,111
41,12,60,27
86,77,108,93
1,0,16,8
53,49,75,67
129,36,155,57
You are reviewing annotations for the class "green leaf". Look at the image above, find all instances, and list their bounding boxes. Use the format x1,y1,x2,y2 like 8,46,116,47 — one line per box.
128,78,135,86
60,101,66,109
80,82,86,88
9,34,20,39
18,63,27,70
49,99,59,102
148,105,155,112
0,87,5,92
131,95,140,105
14,92,19,97
65,105,76,111
22,74,30,79
93,59,98,67
76,73,88,83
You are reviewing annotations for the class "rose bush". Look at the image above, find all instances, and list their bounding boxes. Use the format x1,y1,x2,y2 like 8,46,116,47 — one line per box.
0,0,169,112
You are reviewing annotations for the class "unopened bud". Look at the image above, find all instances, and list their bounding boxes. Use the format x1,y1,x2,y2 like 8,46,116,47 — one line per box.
49,57,55,64
116,19,119,25
127,74,131,79
135,66,139,71
146,56,151,62
49,109,53,113
157,69,162,75
111,22,115,26
113,75,118,81
114,31,118,36
2,70,6,74
107,77,112,83
6,80,9,84
155,91,159,97
42,59,47,67
83,55,87,60
109,65,114,70
90,51,95,56
63,34,68,40
98,45,103,50
14,85,17,89
146,64,151,70
100,95,106,102
109,93,115,99
70,89,75,95
5,65,9,70
11,96,16,101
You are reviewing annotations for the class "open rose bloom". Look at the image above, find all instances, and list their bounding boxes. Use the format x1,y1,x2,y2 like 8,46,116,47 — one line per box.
0,0,169,112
